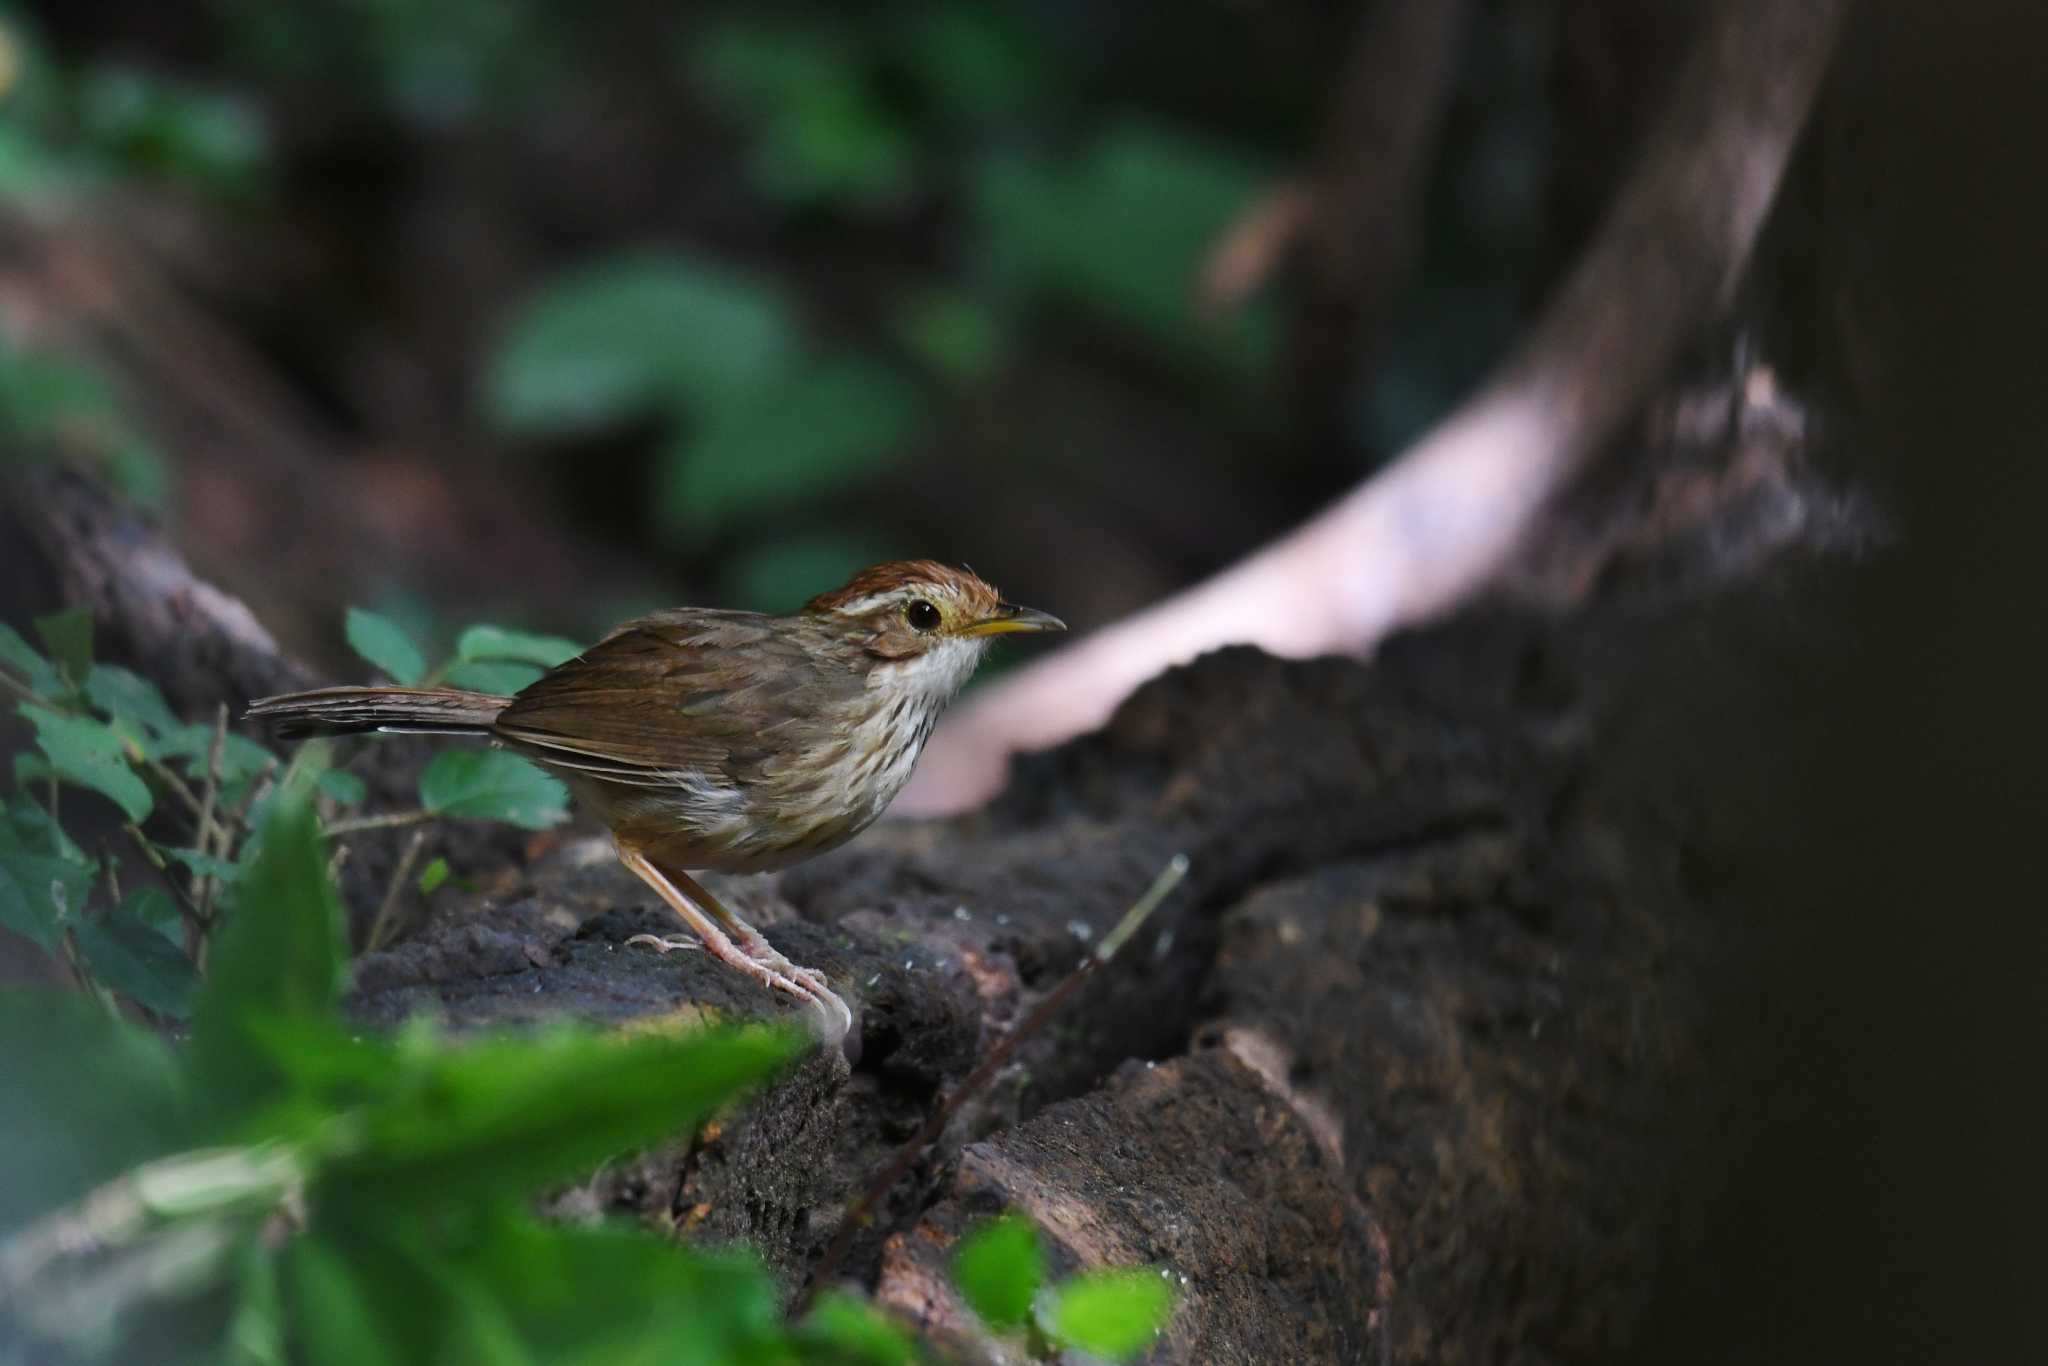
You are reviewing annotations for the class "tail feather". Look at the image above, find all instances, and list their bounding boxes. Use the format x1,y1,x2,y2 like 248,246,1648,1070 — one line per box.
245,687,511,740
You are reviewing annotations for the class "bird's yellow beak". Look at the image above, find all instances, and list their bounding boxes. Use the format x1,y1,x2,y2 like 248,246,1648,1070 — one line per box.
959,603,1067,637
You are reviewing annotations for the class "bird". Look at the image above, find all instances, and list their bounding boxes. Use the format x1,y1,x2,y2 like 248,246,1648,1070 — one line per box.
246,561,1064,1046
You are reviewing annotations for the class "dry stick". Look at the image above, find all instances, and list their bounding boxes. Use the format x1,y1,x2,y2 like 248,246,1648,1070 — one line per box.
324,809,435,837
185,705,228,956
800,853,1191,1308
901,0,1851,816
367,828,430,952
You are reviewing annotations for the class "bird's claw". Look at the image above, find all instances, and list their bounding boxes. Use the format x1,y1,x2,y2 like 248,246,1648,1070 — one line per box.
625,933,702,955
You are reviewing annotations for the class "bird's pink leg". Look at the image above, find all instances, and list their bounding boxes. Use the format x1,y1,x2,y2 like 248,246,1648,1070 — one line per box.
615,844,852,1044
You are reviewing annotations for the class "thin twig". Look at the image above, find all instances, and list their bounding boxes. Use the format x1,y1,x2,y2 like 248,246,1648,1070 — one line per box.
220,760,277,849
139,755,205,820
323,809,434,837
190,704,227,891
800,853,1190,1307
367,829,429,952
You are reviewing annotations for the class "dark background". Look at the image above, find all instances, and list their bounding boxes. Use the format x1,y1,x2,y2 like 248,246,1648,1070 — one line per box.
2,0,2041,1359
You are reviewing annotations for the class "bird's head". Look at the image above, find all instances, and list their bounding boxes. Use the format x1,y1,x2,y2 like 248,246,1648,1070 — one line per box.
804,559,1064,698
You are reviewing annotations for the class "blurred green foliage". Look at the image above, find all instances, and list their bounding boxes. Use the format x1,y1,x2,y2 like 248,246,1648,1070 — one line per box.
0,780,928,1364
0,5,266,202
949,1213,1177,1361
3,614,1185,1362
0,602,590,1024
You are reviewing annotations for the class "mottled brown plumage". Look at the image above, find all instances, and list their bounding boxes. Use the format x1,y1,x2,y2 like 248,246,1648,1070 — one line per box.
247,562,1063,1044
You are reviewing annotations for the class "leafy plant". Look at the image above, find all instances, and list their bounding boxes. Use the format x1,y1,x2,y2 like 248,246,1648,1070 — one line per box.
0,6,267,204
0,781,915,1363
334,607,572,830
484,249,928,558
950,1213,1177,1361
0,601,595,1016
977,119,1280,382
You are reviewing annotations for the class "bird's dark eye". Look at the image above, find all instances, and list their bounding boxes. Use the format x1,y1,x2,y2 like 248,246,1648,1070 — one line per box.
905,599,941,632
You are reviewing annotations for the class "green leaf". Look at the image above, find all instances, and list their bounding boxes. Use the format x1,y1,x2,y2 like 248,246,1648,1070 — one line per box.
657,358,922,537
344,607,427,686
721,533,894,614
443,659,545,694
21,706,153,821
0,990,190,1230
456,1217,788,1366
74,903,199,1018
157,724,276,784
190,785,348,1123
0,621,63,695
224,1239,287,1366
0,846,94,950
285,1237,411,1366
1044,1267,1176,1361
86,664,184,745
416,857,450,895
161,846,242,884
951,1214,1043,1331
485,254,800,433
419,750,568,829
34,605,93,686
126,883,185,932
316,1023,799,1216
796,1290,918,1364
314,769,366,806
977,120,1277,379
893,287,1008,384
693,22,916,210
456,625,583,669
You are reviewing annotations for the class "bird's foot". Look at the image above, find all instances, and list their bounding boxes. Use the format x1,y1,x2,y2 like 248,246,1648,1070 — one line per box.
625,934,703,955
628,931,853,1049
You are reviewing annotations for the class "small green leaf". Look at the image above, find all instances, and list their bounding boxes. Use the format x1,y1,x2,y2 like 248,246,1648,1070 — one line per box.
657,358,922,538
125,884,184,932
443,659,545,694
416,857,449,895
0,846,95,950
1044,1267,1176,1361
419,750,568,829
314,769,367,806
797,1290,917,1364
225,1239,287,1366
158,724,276,783
286,1237,410,1366
721,533,894,614
894,287,1008,384
0,990,191,1230
162,846,242,884
344,608,427,686
456,625,583,669
21,706,153,821
0,622,63,696
34,606,93,686
74,904,199,1017
952,1214,1044,1330
85,664,183,745
317,1023,800,1215
485,254,800,433
190,783,349,1123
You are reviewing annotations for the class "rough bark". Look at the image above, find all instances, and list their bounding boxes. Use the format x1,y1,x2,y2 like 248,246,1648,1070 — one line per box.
3,414,1864,1359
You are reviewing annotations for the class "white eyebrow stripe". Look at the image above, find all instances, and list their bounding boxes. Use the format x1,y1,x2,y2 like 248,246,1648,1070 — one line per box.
830,590,912,615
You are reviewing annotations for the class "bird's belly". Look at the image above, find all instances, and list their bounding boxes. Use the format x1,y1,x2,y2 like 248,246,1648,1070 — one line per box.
573,729,927,875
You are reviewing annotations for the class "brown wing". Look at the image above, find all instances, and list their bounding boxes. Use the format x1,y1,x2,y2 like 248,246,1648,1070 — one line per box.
493,610,844,789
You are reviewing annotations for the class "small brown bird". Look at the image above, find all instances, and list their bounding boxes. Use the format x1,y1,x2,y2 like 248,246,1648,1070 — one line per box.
247,561,1063,1044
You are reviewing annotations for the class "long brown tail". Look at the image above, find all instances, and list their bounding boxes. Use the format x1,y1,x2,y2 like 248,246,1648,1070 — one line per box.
245,686,512,740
